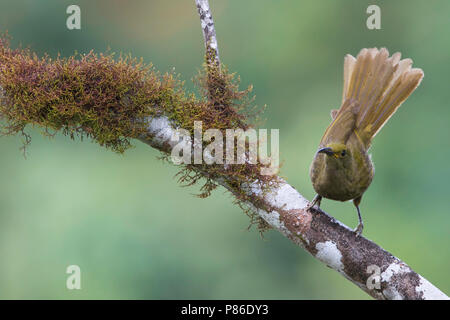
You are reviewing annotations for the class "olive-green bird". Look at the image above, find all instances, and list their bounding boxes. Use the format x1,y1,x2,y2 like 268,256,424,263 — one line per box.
309,48,424,235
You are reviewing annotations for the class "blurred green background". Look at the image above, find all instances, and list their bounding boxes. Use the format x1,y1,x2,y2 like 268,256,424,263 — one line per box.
0,0,448,299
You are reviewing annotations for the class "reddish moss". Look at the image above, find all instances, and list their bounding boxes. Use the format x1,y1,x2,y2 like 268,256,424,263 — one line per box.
0,34,277,231
0,34,188,152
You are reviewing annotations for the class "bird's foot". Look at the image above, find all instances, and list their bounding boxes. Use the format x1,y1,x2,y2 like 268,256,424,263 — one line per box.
354,222,364,236
306,194,322,212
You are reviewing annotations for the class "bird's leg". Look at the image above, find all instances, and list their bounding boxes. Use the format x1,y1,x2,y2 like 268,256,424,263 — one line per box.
353,196,364,235
306,194,322,211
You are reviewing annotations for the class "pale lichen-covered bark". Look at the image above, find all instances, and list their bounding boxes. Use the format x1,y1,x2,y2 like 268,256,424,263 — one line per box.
138,0,449,300
195,0,219,65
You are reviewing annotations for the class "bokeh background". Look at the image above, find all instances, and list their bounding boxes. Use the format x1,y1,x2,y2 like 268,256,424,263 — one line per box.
0,0,448,299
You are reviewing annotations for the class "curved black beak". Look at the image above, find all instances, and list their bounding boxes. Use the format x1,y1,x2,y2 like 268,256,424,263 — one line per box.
317,147,334,156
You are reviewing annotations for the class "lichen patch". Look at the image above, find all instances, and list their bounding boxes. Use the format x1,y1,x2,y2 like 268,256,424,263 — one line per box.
315,240,344,272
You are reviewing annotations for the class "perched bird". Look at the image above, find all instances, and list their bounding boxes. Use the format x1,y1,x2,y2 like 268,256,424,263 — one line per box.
309,48,423,235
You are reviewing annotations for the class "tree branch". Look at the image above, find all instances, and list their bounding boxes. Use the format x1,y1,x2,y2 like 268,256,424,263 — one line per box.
139,1,448,300
195,0,220,66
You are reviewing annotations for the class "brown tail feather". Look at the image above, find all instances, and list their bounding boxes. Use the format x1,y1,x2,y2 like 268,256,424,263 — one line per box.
339,48,423,146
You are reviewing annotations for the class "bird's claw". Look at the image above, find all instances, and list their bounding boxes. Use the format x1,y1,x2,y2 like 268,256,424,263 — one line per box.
306,195,322,212
354,223,364,236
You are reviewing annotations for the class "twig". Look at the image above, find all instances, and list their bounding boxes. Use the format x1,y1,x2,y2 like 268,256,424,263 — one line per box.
195,0,220,66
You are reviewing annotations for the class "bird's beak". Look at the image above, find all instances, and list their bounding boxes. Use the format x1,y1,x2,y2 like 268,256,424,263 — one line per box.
317,147,334,156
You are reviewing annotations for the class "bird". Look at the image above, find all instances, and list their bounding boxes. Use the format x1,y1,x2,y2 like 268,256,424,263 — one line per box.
308,48,424,235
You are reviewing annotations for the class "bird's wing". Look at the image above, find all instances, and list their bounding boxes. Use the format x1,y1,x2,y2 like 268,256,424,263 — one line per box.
320,99,358,146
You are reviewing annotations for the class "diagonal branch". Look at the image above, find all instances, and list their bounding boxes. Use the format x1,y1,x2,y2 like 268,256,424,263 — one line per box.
138,0,449,300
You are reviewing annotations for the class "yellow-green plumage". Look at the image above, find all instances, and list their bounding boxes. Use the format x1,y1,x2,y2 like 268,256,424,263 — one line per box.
309,48,423,234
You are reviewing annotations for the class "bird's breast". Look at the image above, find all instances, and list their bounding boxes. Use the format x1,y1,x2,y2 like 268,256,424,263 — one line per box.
309,146,374,202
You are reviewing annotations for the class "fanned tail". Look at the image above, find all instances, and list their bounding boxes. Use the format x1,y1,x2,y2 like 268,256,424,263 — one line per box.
340,48,423,146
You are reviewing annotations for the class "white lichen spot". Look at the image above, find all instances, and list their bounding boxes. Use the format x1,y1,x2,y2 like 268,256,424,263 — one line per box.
261,181,309,211
315,241,344,272
258,210,281,229
146,116,174,146
241,180,309,237
199,0,209,13
382,287,403,300
209,38,218,50
415,275,449,300
255,208,291,237
380,262,410,282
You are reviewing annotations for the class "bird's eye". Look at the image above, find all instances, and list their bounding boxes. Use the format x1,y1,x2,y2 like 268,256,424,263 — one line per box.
341,150,347,157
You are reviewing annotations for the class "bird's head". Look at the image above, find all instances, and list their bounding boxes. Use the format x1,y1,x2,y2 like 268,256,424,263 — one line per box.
316,143,349,159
